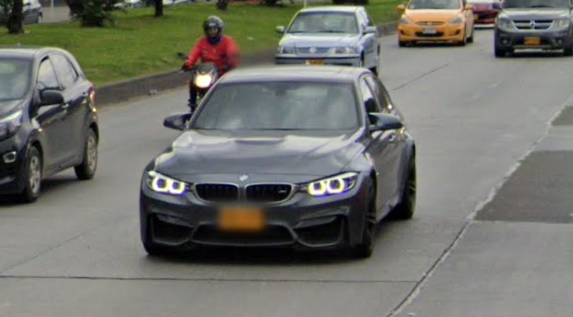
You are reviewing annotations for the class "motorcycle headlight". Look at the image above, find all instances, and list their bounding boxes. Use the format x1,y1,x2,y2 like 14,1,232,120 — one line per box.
449,16,464,25
552,19,570,29
329,46,358,54
496,18,515,30
305,172,358,197
194,74,213,89
0,110,23,139
146,170,187,196
278,46,296,54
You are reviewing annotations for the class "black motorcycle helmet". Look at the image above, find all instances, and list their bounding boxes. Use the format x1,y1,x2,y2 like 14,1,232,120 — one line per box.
203,16,224,45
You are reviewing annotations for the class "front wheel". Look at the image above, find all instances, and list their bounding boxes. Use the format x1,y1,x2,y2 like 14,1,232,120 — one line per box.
20,146,42,203
388,156,416,220
75,129,98,180
351,179,376,259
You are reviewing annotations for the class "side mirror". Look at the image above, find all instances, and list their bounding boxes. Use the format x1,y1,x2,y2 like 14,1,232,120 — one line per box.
397,4,405,12
276,25,286,34
39,90,64,106
368,113,404,131
465,4,473,10
364,26,377,34
163,112,192,131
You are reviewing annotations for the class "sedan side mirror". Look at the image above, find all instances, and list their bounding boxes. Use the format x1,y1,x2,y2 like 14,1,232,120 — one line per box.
39,90,64,106
364,26,378,34
368,113,404,131
397,4,405,12
276,25,286,34
164,112,192,131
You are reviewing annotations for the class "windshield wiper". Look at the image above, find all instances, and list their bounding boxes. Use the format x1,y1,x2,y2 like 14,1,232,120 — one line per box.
527,4,554,8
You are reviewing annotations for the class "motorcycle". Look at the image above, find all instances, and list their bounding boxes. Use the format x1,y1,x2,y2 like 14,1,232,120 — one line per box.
177,53,219,112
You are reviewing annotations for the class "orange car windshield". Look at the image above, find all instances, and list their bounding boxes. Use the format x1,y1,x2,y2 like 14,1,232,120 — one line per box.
408,0,460,9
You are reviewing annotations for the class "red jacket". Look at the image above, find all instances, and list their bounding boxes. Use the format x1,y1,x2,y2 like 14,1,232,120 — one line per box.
185,35,239,75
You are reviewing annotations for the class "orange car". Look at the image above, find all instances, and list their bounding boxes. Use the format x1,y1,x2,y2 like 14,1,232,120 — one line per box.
397,0,475,46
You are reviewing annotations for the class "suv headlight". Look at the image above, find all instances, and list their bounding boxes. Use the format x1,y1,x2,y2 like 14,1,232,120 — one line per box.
146,171,187,195
449,16,463,25
0,110,23,139
278,46,296,54
329,46,358,54
304,172,358,197
552,19,570,29
496,18,515,30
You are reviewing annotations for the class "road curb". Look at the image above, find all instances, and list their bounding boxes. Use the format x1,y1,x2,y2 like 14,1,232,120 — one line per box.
95,21,397,107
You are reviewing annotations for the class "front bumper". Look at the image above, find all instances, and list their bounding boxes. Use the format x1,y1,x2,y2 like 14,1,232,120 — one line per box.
496,28,572,50
398,22,465,42
139,176,370,251
275,54,361,67
0,137,25,195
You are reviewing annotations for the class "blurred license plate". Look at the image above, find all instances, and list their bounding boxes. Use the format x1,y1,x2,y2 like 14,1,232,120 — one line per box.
524,37,540,45
423,28,437,34
305,60,324,65
218,206,265,232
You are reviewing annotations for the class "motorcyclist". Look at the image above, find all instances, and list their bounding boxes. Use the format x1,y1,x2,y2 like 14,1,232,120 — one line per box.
181,16,239,110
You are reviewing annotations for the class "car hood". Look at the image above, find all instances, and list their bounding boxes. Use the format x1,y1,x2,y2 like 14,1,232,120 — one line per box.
404,9,461,22
0,100,23,118
153,129,365,180
500,8,570,20
279,33,360,47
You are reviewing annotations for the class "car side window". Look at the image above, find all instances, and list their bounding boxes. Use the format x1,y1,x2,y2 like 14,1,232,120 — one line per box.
37,58,60,92
359,77,381,114
50,54,78,89
364,76,391,113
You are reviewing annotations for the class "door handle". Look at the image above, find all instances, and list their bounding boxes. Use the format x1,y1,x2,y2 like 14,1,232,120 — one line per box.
62,103,69,109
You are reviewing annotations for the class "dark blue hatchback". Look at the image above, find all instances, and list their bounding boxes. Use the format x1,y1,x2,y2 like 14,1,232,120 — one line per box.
0,46,99,203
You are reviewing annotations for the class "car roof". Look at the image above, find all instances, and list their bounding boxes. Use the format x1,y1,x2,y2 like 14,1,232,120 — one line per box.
220,65,368,84
297,5,361,13
0,46,69,60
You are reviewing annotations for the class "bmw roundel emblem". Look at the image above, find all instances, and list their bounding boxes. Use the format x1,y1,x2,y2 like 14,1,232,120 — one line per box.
239,175,249,182
309,47,317,53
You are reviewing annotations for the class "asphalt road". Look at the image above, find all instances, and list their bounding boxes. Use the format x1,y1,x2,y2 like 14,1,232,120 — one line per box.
1,28,572,317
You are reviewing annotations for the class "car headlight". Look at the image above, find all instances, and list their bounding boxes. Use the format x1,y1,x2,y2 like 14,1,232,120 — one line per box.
399,15,411,25
278,46,296,54
305,172,358,197
329,46,358,54
0,110,23,139
194,74,213,89
449,16,464,25
552,19,570,29
146,170,187,195
496,18,515,30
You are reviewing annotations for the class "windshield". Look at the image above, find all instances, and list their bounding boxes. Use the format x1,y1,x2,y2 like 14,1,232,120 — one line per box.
502,0,570,8
192,81,360,131
408,0,461,9
288,12,359,34
0,58,32,102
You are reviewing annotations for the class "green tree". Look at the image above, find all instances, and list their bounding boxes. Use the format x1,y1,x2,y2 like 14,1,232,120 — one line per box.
1,0,25,34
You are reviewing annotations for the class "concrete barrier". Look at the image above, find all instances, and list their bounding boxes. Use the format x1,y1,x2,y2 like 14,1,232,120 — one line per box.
95,21,397,107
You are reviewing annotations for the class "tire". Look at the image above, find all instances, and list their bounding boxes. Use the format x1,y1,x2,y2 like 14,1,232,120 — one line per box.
467,26,474,43
351,179,376,259
20,146,42,203
75,129,98,180
388,156,416,220
398,41,407,47
564,42,573,56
